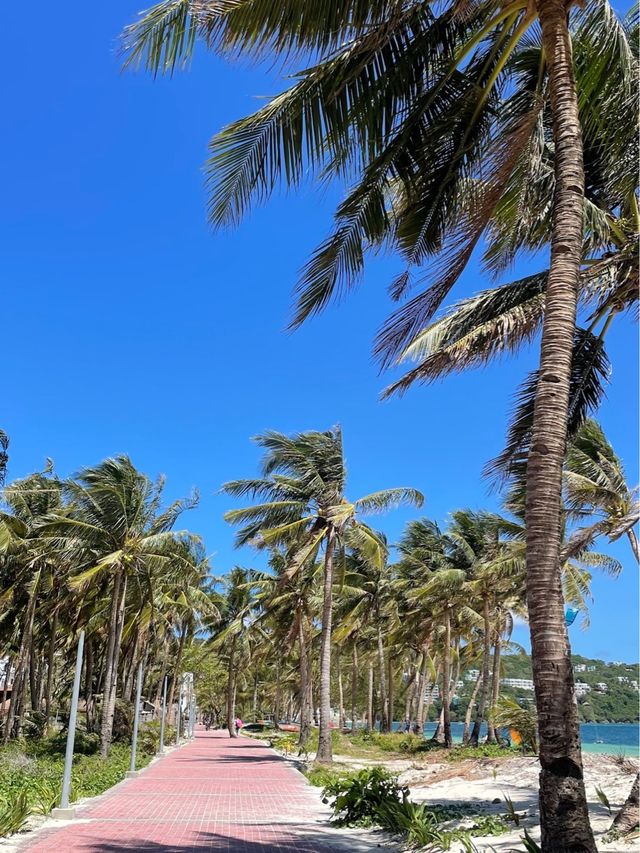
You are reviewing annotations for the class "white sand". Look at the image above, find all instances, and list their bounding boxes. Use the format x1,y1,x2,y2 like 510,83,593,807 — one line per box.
330,751,638,850
398,752,639,851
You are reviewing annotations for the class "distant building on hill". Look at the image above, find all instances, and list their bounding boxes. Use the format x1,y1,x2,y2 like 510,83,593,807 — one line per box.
574,664,586,672
425,683,440,700
501,678,534,691
595,682,608,692
575,682,591,697
465,669,480,682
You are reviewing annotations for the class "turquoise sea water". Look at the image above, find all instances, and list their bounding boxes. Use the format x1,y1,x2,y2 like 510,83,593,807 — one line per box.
391,721,640,754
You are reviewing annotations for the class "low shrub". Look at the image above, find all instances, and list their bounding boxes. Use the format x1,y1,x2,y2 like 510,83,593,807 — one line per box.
321,767,407,827
304,766,352,788
45,730,100,756
0,790,31,837
321,766,510,848
138,720,176,756
446,743,516,761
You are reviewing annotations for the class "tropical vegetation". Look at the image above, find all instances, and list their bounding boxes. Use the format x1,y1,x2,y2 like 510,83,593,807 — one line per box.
0,417,635,841
121,0,638,847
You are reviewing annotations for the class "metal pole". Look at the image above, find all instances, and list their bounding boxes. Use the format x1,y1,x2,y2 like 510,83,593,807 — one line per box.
128,662,143,774
176,682,182,744
189,697,195,738
58,630,85,812
159,676,167,754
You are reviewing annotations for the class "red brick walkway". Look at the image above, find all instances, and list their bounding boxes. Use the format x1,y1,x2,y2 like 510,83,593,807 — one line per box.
18,730,388,852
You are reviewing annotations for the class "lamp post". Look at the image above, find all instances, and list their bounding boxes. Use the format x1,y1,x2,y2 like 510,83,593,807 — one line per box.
159,676,167,754
176,681,182,744
52,630,84,819
126,662,144,778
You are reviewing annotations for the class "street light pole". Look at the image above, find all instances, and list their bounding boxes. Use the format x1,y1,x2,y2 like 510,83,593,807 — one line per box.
53,630,85,819
127,662,144,778
176,681,182,744
159,676,167,754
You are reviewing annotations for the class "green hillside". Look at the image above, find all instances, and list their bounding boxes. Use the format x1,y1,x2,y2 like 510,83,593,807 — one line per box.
496,654,640,723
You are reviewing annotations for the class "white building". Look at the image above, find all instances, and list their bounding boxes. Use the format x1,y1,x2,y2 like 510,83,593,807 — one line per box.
617,676,629,684
425,684,440,700
595,682,608,692
501,678,534,691
574,664,586,673
465,669,480,682
586,665,596,672
575,682,591,697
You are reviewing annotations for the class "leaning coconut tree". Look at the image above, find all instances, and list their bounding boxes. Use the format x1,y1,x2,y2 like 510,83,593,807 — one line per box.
122,1,636,845
222,427,422,762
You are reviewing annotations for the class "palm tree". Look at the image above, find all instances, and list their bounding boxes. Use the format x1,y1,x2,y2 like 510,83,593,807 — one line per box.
122,3,634,842
335,547,404,731
252,549,318,746
564,420,639,563
40,456,198,756
223,427,422,761
0,469,66,740
210,567,257,738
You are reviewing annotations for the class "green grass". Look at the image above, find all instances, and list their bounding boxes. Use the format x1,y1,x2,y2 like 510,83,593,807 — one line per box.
0,738,152,837
326,729,522,762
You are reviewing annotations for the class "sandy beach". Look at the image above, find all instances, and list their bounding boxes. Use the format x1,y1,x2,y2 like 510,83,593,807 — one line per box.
329,750,639,850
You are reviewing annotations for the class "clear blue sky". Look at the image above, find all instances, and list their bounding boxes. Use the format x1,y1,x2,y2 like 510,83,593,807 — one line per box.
2,3,638,661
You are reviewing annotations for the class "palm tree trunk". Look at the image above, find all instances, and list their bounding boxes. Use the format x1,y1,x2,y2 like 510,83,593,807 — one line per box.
413,645,429,735
4,572,40,743
0,657,13,723
316,526,336,763
298,618,311,748
350,641,358,732
432,707,445,744
404,663,418,726
487,629,503,744
387,655,394,732
526,2,594,847
463,671,483,745
367,659,374,731
29,642,38,711
226,636,237,738
44,608,58,722
442,609,452,748
337,652,345,731
85,638,95,731
274,658,281,731
167,621,187,725
627,529,640,563
470,597,491,747
610,773,639,835
376,624,388,732
100,571,127,758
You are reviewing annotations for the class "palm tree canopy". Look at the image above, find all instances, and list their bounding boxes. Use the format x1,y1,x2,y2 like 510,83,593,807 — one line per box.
122,0,636,353
223,427,423,575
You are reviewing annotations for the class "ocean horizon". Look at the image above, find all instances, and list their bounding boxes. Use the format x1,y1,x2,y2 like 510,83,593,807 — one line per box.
389,721,640,754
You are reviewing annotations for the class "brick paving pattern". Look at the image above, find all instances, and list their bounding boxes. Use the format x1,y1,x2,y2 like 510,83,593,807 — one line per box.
18,730,386,852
